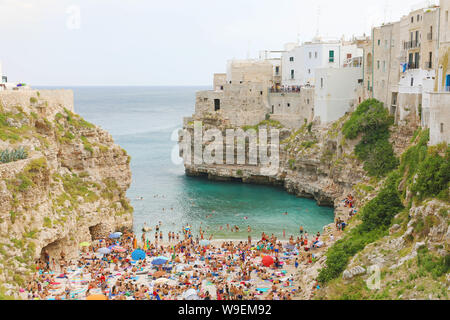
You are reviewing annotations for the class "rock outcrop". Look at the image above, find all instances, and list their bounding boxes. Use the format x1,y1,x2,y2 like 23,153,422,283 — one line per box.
0,90,133,298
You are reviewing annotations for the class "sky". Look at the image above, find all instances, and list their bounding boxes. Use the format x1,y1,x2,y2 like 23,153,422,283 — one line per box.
0,0,438,86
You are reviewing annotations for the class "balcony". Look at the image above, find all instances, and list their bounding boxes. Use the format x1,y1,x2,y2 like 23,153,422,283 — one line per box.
407,61,420,69
404,40,420,50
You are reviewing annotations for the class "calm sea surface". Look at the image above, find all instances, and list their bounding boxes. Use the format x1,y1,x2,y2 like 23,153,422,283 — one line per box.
40,86,334,239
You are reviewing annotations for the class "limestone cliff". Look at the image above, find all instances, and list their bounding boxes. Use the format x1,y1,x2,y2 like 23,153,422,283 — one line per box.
180,99,449,300
0,90,133,298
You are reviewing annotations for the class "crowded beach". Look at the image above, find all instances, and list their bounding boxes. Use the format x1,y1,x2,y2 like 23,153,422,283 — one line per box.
22,195,357,301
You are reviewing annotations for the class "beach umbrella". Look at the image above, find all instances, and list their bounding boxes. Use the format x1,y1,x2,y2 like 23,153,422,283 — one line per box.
152,256,169,265
154,278,176,286
262,256,274,267
131,249,146,261
86,294,107,300
182,289,199,300
200,240,210,247
97,248,111,255
109,232,122,239
79,242,91,247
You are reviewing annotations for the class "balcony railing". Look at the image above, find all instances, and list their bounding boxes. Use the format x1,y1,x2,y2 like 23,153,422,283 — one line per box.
406,61,420,69
404,40,421,50
270,86,303,94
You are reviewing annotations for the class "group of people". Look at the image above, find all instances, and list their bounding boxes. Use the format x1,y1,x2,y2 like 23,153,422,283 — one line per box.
23,222,333,300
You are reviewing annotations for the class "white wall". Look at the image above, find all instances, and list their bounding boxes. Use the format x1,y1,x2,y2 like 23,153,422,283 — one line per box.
315,67,362,124
281,41,362,87
281,46,305,86
399,69,436,94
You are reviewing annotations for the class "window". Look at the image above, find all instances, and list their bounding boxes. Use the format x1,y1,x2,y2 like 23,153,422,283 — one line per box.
446,11,448,23
347,53,352,59
441,123,444,133
378,39,381,46
289,57,294,62
315,52,318,58
307,99,310,104
329,50,335,62
321,78,324,88
214,99,221,111
411,16,414,23
383,61,386,72
377,60,380,70
309,52,312,59
290,69,295,79
308,69,311,74
411,77,414,87
287,103,290,107
275,66,280,74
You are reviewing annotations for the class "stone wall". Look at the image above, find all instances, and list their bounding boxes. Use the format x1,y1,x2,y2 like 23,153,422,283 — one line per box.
0,89,74,121
428,92,450,145
268,89,315,128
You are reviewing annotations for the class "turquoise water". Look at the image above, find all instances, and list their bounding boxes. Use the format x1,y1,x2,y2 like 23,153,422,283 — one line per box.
46,86,334,239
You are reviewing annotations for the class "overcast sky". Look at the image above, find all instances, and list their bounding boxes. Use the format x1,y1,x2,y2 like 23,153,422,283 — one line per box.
0,0,436,86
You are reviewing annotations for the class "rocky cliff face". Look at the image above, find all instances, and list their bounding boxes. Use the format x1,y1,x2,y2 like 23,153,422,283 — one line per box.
0,90,133,298
180,105,448,300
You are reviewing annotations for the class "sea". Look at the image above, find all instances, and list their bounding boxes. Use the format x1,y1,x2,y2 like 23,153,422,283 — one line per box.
39,86,334,240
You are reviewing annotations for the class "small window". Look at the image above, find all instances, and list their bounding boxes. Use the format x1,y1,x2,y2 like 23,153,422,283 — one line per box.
321,78,324,88
307,99,310,104
289,57,294,62
377,60,380,69
411,16,414,23
214,99,221,111
441,123,444,133
308,69,311,74
287,103,290,107
411,77,414,87
329,50,335,62
290,70,295,79
378,39,381,46
309,52,312,59
315,52,318,58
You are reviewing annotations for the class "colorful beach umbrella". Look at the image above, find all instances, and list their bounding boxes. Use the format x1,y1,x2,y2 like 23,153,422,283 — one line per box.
152,256,169,265
79,242,91,247
97,248,111,255
131,249,146,261
262,256,274,267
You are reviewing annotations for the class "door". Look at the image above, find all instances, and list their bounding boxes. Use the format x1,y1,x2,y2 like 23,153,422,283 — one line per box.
446,74,450,91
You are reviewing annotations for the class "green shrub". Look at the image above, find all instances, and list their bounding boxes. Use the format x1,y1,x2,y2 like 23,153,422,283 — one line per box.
343,99,398,177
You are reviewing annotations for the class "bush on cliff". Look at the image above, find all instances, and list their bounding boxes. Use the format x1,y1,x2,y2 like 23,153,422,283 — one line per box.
342,99,398,178
318,128,448,285
318,172,404,284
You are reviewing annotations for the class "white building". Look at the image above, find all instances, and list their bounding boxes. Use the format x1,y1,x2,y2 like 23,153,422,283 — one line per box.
281,38,363,87
314,66,363,124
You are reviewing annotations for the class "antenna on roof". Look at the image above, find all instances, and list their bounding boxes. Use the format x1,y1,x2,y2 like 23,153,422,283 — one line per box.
315,5,321,38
